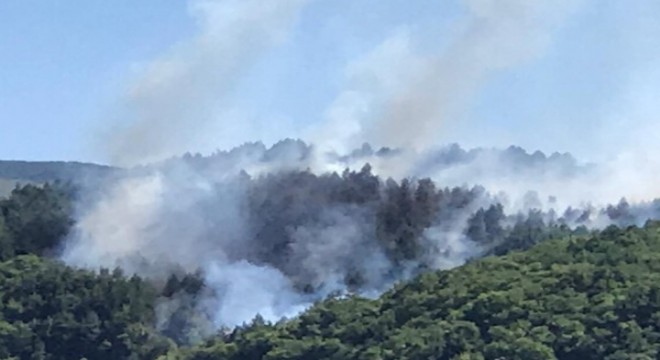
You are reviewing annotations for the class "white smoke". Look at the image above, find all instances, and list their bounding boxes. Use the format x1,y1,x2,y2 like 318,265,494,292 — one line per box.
60,0,660,339
62,174,167,272
203,260,308,327
62,162,311,329
287,206,393,292
310,0,585,177
67,0,317,329
106,0,308,167
371,0,584,151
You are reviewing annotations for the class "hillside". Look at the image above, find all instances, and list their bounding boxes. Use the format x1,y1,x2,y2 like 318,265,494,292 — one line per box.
0,160,115,196
0,160,115,182
0,145,658,359
3,184,660,359
174,222,660,359
4,0,656,358
0,140,584,186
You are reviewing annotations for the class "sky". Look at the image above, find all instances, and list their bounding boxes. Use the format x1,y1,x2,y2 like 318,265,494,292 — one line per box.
1,0,659,164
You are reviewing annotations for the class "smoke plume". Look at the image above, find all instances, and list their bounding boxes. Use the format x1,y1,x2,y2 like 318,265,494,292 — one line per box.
106,0,308,166
59,0,660,342
310,0,584,176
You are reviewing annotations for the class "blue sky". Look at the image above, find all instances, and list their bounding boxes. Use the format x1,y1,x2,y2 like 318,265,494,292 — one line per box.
1,0,658,164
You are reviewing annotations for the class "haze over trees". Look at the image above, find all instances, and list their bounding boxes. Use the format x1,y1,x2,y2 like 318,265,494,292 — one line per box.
2,142,660,358
175,222,660,360
3,0,656,356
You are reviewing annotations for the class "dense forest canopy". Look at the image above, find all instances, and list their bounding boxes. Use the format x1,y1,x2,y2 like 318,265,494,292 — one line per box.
3,177,660,358
173,222,660,359
2,141,660,358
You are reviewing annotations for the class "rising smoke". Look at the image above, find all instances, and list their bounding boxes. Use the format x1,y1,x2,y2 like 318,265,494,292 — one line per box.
310,0,585,177
61,0,660,341
105,0,308,167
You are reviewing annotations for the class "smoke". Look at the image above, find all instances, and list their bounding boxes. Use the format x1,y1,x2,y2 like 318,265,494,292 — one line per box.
106,0,308,166
593,67,660,203
310,0,584,176
286,206,393,292
61,140,660,334
307,29,421,158
63,165,241,274
62,162,301,329
57,0,660,342
203,260,308,327
62,173,167,272
69,1,318,330
374,0,583,150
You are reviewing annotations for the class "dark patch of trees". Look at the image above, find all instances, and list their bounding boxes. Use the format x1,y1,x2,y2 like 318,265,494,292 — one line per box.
0,182,75,261
0,255,173,359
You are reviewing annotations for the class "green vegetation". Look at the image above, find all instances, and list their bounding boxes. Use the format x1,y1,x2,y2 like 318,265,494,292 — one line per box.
173,222,660,359
2,180,660,359
0,255,173,360
0,183,75,261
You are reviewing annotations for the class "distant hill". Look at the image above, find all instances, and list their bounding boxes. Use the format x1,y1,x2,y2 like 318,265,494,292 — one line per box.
1,140,585,182
0,140,588,198
0,160,114,182
0,160,115,196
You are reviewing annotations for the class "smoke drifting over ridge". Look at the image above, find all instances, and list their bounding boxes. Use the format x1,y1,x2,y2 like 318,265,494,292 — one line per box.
309,0,584,175
372,0,583,151
106,0,308,167
62,141,660,335
61,0,660,339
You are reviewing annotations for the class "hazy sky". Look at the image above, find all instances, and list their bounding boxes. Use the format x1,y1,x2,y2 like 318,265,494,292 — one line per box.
1,0,658,164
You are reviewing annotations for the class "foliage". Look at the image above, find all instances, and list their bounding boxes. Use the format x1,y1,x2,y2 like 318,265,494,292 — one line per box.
1,179,660,359
0,255,173,359
0,183,75,260
175,222,660,359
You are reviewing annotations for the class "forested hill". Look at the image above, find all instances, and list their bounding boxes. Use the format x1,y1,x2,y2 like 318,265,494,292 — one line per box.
0,143,647,359
176,222,660,359
168,140,585,180
3,182,660,359
0,140,583,184
0,160,114,183
0,140,588,211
